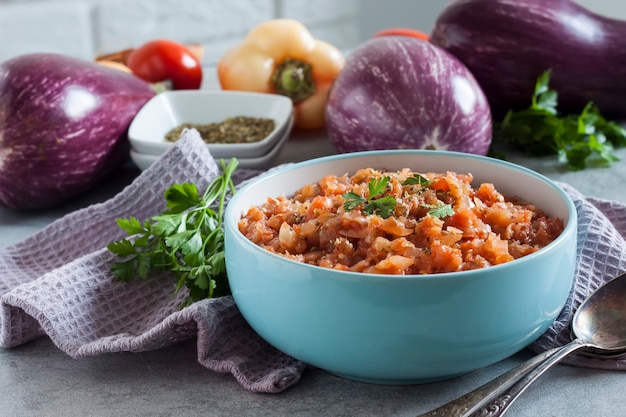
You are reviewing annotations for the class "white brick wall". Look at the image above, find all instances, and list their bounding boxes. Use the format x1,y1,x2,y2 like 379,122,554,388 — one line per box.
0,0,359,65
0,1,93,61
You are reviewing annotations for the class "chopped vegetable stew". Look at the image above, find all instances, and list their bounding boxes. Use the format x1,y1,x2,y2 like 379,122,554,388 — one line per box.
238,168,564,275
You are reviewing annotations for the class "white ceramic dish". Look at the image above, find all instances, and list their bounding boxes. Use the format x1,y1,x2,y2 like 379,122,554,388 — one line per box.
128,90,293,159
130,116,293,171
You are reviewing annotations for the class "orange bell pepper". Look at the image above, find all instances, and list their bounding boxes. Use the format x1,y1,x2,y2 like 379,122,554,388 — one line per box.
217,19,345,130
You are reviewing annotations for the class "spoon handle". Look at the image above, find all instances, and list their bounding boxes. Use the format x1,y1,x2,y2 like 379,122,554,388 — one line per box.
415,347,561,417
469,340,587,417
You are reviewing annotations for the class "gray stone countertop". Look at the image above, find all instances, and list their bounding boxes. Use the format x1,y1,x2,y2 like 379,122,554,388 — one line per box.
1,133,625,417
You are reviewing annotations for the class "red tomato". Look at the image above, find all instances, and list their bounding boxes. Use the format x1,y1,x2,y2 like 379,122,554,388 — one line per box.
372,28,430,42
127,40,203,90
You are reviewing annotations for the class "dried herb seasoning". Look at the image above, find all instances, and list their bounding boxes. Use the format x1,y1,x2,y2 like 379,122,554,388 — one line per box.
165,116,275,144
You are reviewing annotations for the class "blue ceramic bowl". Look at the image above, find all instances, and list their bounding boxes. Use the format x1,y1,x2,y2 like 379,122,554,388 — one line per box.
224,150,577,384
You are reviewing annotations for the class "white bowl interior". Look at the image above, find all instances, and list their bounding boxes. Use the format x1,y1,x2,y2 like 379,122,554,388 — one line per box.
229,151,574,227
128,90,293,158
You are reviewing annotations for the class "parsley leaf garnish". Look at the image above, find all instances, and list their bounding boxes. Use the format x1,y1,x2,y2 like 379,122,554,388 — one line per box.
341,192,366,211
364,195,397,219
421,202,454,219
402,173,432,187
493,69,626,170
107,158,238,308
342,176,397,218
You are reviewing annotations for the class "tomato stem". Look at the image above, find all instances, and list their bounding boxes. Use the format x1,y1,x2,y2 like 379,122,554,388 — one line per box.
272,58,315,103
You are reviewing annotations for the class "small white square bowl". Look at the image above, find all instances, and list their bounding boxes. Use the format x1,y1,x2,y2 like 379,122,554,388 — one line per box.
128,90,293,159
130,115,294,171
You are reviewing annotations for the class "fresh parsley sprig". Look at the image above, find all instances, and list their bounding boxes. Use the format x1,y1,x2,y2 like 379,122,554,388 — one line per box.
342,174,455,220
402,173,432,187
107,158,238,307
421,202,454,218
403,174,454,218
342,176,397,219
493,69,626,170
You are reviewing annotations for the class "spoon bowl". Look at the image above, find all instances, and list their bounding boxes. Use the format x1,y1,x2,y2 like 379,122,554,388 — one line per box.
573,273,626,351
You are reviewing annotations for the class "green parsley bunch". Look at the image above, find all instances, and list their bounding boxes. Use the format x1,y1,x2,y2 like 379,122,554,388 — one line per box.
107,158,238,307
493,69,626,170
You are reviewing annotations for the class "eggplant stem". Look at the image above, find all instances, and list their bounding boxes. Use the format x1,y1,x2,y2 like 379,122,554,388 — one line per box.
272,58,315,103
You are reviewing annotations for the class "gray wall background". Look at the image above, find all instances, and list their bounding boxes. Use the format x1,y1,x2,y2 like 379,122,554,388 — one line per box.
1,1,625,65
357,0,446,39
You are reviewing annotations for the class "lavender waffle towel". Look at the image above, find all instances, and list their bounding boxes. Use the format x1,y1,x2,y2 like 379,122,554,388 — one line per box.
0,131,624,394
529,182,626,369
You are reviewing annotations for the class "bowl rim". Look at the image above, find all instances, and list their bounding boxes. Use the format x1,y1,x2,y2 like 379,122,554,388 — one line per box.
225,149,578,283
128,89,293,154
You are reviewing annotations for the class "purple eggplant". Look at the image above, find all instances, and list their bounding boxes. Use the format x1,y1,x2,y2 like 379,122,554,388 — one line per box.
325,37,492,156
0,53,155,210
431,0,626,118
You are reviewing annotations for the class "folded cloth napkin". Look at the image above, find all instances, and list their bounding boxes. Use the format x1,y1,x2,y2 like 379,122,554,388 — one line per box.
0,130,624,394
0,130,305,394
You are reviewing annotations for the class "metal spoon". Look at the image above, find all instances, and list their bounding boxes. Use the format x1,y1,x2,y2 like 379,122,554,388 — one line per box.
417,272,626,417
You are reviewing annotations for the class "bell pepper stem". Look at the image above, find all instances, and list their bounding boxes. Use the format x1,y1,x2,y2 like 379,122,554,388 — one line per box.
272,58,315,103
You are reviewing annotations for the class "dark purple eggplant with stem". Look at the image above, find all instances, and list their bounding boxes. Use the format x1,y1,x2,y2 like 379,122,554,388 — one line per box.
431,0,626,119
